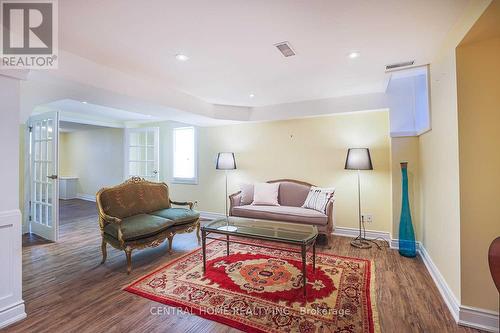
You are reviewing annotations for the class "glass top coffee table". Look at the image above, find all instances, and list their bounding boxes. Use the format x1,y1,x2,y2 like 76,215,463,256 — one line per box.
201,216,318,296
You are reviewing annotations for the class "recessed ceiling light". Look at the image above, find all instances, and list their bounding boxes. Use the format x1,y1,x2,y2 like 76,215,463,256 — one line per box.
348,51,360,59
249,93,255,98
81,101,88,104
175,54,189,61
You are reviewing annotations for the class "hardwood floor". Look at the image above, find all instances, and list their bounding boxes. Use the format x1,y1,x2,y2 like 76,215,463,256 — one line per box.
58,199,97,225
5,199,484,333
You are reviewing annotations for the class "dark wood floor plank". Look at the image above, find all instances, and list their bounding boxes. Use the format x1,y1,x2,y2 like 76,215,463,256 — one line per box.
3,199,484,333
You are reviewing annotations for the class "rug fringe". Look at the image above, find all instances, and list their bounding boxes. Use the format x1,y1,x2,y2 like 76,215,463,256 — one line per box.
370,260,381,333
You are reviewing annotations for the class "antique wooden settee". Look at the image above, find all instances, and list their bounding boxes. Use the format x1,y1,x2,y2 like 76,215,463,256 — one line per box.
96,177,200,273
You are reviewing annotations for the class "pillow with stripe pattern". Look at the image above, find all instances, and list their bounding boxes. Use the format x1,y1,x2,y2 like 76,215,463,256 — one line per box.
302,187,335,213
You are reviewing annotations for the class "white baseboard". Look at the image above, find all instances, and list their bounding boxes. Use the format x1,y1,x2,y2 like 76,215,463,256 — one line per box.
417,241,461,322
333,226,392,243
76,193,96,202
0,301,26,329
459,306,499,333
393,237,498,332
0,210,26,329
338,230,498,331
199,211,225,220
0,210,25,329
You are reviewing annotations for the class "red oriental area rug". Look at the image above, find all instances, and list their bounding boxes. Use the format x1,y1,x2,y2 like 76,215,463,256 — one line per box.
124,240,379,333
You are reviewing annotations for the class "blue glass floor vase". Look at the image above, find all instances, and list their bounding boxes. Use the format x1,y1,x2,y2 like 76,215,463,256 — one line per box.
399,162,416,257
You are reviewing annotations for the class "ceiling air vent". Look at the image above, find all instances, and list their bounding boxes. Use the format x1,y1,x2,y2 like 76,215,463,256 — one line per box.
274,41,296,57
385,60,415,71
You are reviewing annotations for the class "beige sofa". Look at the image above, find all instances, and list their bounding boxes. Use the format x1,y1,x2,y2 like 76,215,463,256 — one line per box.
229,179,334,245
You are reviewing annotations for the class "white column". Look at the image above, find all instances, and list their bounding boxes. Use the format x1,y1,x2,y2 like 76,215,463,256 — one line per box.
0,71,27,328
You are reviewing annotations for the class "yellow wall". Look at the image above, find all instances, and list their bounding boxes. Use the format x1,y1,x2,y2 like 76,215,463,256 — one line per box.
457,31,500,312
419,49,463,299
59,132,71,175
59,128,124,197
390,137,420,240
150,111,393,232
417,0,492,302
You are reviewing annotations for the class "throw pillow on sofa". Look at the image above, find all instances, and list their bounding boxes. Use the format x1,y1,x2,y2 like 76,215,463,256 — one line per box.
239,183,254,205
302,186,335,213
252,182,280,206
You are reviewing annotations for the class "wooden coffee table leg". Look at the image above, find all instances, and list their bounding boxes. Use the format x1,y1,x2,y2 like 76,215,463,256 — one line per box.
202,230,207,273
302,244,307,296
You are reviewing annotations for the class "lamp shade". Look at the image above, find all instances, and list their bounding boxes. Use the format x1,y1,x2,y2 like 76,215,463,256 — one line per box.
345,148,373,170
216,152,236,170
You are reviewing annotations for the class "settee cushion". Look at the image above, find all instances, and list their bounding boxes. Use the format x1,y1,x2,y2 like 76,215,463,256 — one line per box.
273,181,311,207
232,205,328,226
104,214,174,241
149,208,200,225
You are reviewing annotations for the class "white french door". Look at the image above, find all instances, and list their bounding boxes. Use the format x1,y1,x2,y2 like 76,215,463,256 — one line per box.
28,111,59,242
124,127,160,182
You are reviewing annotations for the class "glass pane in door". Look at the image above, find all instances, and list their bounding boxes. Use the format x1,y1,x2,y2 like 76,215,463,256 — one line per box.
126,128,159,182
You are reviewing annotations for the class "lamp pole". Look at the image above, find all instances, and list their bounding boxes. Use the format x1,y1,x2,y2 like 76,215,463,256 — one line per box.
350,168,374,249
345,148,380,249
357,169,362,240
225,170,228,217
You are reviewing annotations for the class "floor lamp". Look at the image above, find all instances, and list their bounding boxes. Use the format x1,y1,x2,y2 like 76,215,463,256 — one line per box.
216,152,236,217
345,148,374,249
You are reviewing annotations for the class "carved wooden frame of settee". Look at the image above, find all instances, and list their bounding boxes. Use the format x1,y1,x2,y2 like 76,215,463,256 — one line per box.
96,177,200,274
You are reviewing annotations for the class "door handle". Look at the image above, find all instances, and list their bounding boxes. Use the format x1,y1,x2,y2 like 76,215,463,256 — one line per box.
152,170,158,175
47,175,58,180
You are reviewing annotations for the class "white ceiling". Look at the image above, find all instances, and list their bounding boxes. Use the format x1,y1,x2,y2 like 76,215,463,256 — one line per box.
59,0,470,107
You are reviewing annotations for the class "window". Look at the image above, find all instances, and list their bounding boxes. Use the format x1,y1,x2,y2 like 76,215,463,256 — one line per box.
172,126,197,184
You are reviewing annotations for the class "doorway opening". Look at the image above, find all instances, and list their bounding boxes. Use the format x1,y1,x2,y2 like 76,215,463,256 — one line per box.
23,100,160,243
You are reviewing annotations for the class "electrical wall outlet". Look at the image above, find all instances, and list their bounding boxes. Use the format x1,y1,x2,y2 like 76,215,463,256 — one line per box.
362,214,373,224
